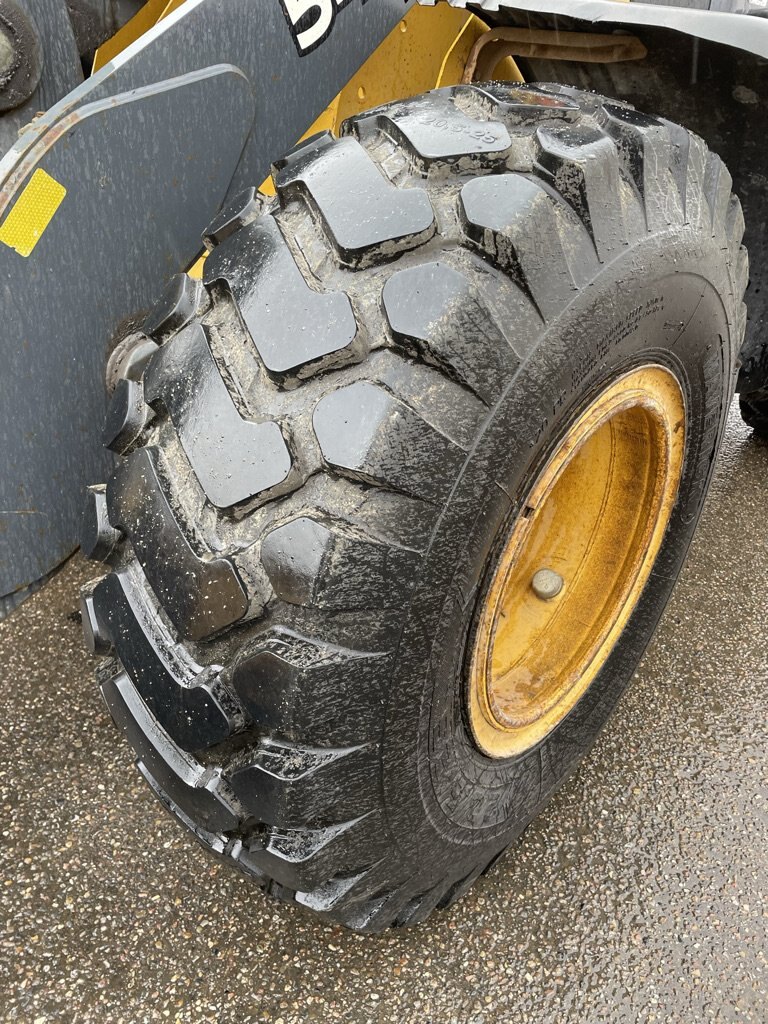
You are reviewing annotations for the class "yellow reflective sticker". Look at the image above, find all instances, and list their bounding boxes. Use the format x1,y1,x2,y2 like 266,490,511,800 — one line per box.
0,168,67,258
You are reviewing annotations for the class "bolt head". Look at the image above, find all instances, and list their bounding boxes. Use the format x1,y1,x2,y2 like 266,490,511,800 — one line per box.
531,568,564,601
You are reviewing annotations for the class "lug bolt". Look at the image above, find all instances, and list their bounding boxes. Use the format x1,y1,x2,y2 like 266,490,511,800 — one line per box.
531,568,564,601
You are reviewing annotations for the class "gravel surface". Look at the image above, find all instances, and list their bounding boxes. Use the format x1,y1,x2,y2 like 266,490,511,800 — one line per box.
0,399,766,1024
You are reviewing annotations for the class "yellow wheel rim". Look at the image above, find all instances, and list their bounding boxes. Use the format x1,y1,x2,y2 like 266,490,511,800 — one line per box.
468,365,686,759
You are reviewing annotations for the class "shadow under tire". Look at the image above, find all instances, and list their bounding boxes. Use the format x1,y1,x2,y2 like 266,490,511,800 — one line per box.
81,82,747,932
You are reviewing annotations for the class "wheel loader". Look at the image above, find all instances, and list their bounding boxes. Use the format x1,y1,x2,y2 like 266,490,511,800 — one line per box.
0,0,765,932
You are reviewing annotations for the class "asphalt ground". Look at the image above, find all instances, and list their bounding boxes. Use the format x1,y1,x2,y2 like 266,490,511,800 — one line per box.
0,398,766,1024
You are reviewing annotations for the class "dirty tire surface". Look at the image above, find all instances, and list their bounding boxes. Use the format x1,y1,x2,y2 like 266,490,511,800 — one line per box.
81,83,747,932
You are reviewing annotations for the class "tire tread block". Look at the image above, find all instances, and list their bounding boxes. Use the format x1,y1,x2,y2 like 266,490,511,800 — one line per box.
81,485,122,562
237,814,374,891
535,123,626,259
726,195,746,259
465,82,581,122
107,448,248,640
231,628,389,745
274,134,435,260
341,888,419,934
312,380,465,502
704,152,732,233
260,514,421,610
94,571,236,751
203,186,263,247
80,586,110,654
204,217,357,376
102,670,241,833
354,91,511,162
461,173,591,318
144,322,292,508
294,869,372,913
143,273,204,341
103,378,149,455
382,260,519,402
598,102,683,230
228,739,377,826
394,875,460,928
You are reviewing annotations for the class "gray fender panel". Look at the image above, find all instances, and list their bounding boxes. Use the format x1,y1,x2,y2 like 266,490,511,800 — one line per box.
0,0,416,610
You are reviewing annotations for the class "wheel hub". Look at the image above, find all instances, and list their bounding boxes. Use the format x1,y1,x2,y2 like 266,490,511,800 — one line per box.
468,365,686,759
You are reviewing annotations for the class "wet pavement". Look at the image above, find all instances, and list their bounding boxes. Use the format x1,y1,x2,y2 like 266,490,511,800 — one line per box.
0,398,766,1024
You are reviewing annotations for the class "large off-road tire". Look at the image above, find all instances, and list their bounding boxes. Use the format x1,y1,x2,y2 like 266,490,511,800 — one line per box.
81,83,747,932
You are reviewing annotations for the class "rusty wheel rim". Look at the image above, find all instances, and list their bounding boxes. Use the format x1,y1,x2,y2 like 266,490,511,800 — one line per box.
468,365,686,759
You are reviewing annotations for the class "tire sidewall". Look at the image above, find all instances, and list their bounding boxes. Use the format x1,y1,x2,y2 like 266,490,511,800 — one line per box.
382,228,735,873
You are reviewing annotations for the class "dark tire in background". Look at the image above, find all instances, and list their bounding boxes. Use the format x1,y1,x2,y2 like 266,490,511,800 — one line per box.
739,395,768,438
513,38,766,440
81,83,747,932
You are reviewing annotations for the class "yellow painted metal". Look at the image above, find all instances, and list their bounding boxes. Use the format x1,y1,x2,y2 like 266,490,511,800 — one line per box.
0,168,67,257
92,0,186,72
333,5,523,126
468,366,686,760
259,4,523,195
187,252,205,280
